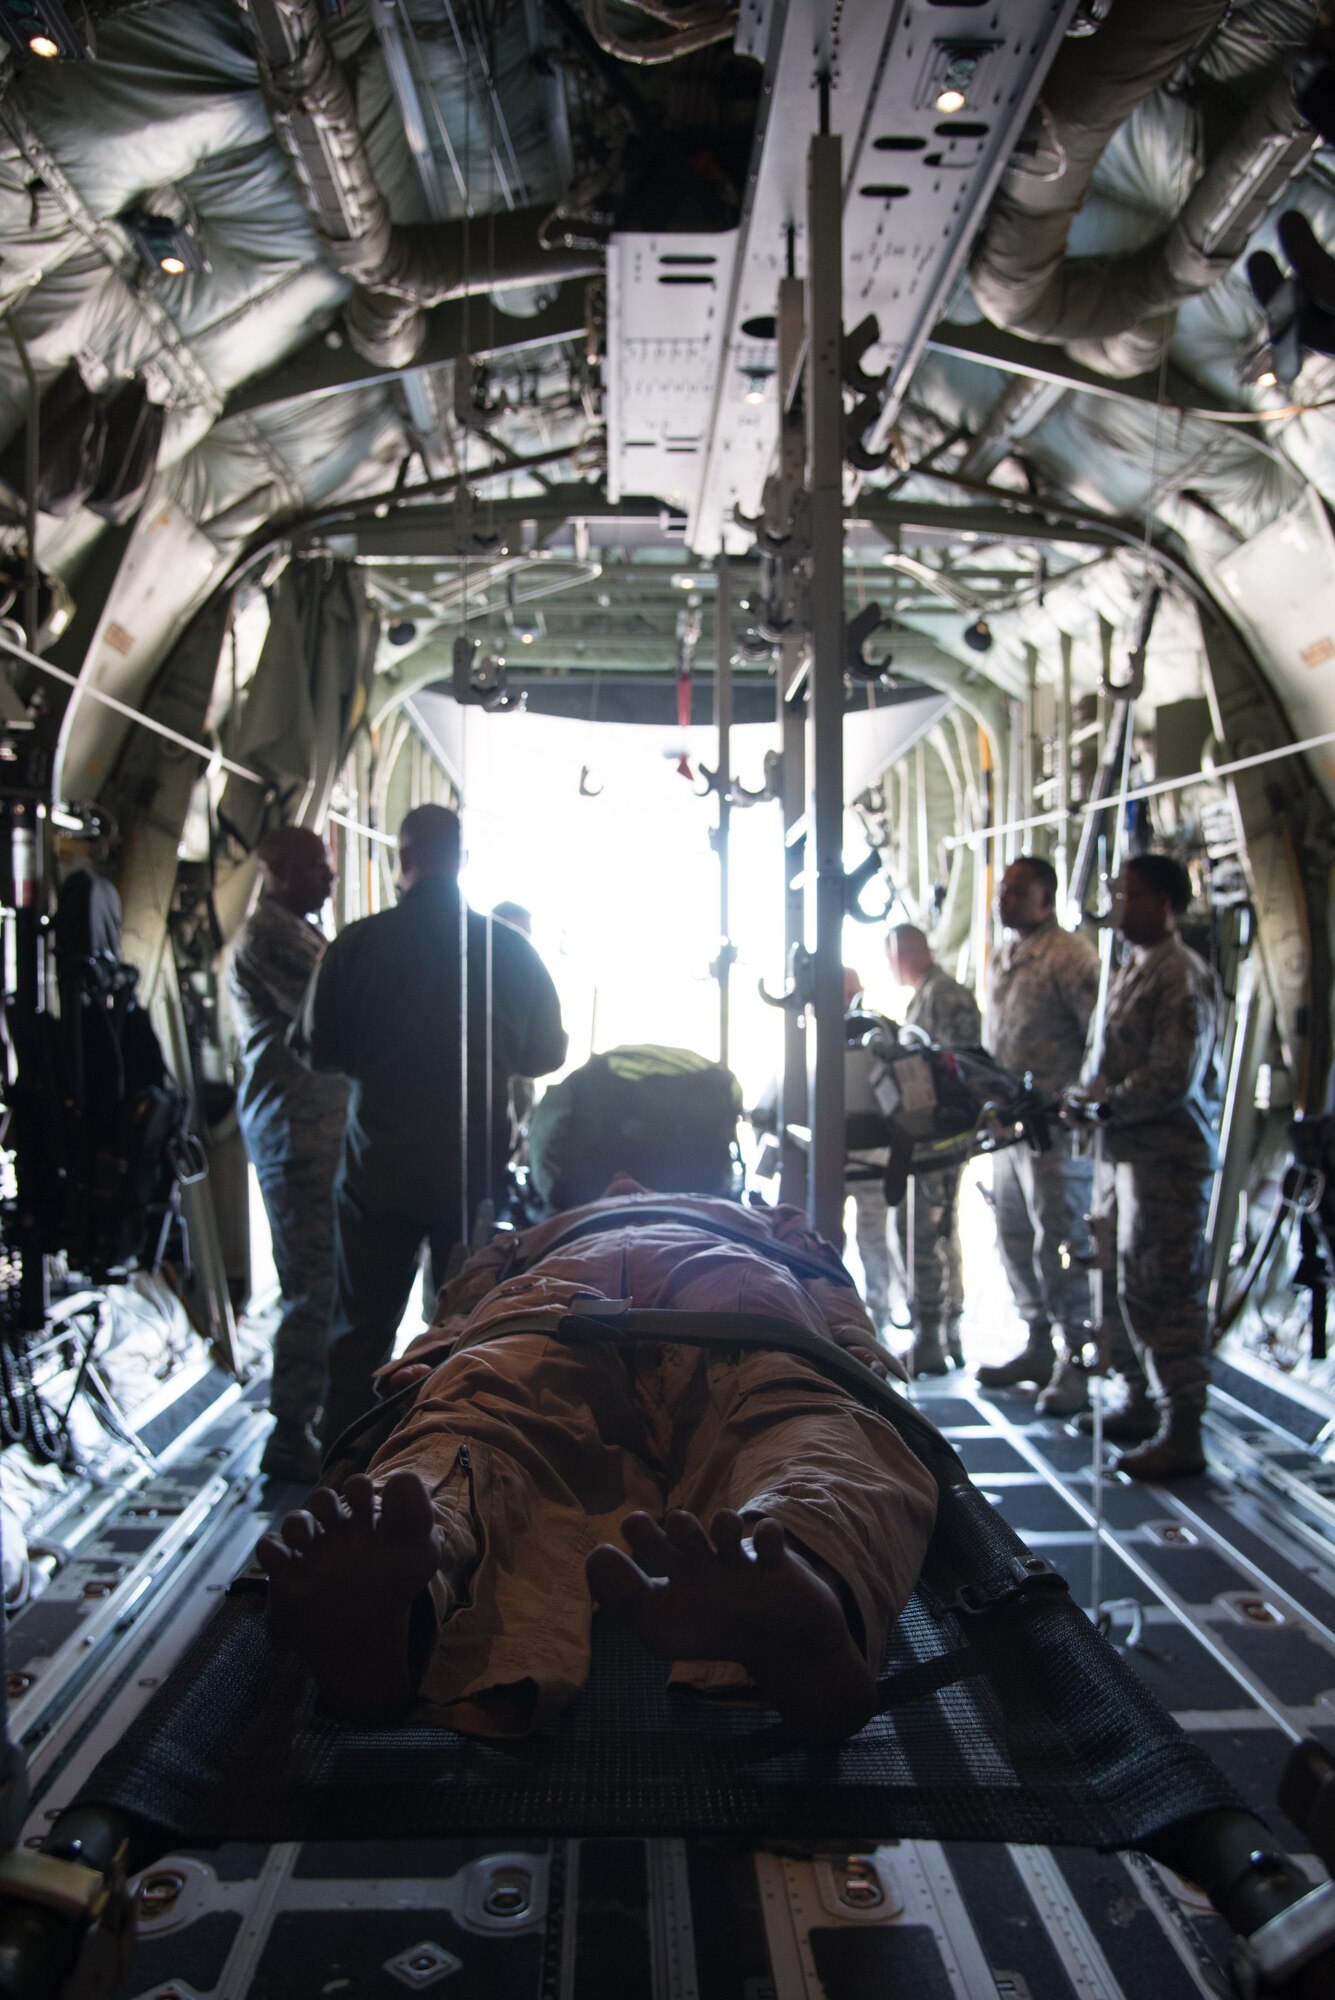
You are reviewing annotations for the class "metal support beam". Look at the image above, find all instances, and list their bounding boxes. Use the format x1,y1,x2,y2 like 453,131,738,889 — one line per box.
855,492,1150,555
1057,630,1073,909
223,285,589,419
806,128,845,1244
957,374,1068,483
344,487,644,553
1208,952,1273,1322
1197,602,1333,1112
713,553,733,1070
926,320,1233,419
776,274,808,1213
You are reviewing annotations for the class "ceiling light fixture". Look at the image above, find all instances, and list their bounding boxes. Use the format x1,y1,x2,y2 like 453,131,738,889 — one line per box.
503,598,546,648
122,207,208,278
963,617,993,653
0,1,88,60
933,50,978,114
742,368,773,406
1239,336,1284,394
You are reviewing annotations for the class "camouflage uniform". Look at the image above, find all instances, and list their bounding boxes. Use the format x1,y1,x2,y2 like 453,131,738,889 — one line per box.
985,917,1100,1349
845,1030,901,1331
896,964,983,1351
1086,935,1219,1416
228,894,348,1431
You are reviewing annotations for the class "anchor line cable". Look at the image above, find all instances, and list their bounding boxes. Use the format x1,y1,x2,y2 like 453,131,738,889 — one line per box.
942,727,1335,849
0,625,400,843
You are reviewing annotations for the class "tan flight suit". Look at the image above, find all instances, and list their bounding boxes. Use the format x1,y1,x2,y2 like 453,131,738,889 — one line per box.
365,1185,939,1738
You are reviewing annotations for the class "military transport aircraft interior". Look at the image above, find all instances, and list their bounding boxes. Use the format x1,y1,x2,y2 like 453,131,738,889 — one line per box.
0,3,1333,1996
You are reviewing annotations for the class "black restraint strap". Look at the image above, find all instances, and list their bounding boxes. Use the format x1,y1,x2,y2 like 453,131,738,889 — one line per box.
509,1205,859,1290
459,1299,930,1433
330,1302,959,1489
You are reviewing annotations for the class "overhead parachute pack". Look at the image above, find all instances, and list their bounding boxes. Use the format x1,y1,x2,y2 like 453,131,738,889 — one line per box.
528,1044,743,1211
845,1009,1051,1207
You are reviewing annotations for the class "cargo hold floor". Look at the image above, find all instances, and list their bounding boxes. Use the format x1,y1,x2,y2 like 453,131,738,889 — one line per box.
10,1371,1335,2000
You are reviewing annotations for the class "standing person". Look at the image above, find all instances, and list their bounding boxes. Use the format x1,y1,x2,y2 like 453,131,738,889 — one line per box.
844,967,900,1338
976,856,1100,1413
887,924,982,1375
228,826,347,1482
302,806,567,1447
1066,854,1219,1479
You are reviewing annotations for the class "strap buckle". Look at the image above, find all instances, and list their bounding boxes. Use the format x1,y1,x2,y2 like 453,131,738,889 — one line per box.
560,1299,633,1338
937,1555,1068,1618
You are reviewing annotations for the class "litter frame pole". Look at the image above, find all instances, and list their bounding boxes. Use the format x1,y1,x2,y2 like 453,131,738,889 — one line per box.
805,123,846,1244
777,273,808,1213
714,552,733,1072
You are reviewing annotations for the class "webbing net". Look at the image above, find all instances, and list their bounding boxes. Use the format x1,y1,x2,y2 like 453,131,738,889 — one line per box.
78,1479,1238,1854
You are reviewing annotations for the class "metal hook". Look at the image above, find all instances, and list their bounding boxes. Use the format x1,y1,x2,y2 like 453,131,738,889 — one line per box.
845,393,893,473
843,313,890,397
847,602,891,681
844,849,892,925
758,943,813,1011
578,764,603,798
734,503,792,559
1102,584,1158,702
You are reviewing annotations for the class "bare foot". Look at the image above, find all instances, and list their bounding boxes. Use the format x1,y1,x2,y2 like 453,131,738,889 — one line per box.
586,1509,876,1743
255,1469,445,1723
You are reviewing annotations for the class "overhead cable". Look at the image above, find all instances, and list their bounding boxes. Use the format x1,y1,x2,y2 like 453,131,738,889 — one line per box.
0,625,418,841
0,622,264,786
942,726,1335,851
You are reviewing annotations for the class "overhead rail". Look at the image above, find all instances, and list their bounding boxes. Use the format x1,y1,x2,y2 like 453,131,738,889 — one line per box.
941,725,1335,852
677,0,1080,551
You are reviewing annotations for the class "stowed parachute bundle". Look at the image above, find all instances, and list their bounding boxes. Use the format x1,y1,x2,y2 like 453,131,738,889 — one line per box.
845,1008,1052,1207
528,1044,742,1212
45,872,195,1277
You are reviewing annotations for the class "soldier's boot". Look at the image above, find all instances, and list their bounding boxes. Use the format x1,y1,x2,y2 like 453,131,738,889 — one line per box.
976,1325,1054,1392
261,1417,324,1485
944,1322,965,1369
1113,1407,1207,1482
907,1332,950,1377
1076,1378,1158,1443
1035,1354,1090,1418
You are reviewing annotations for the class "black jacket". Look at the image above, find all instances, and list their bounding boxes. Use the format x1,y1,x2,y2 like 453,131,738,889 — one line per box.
299,879,566,1200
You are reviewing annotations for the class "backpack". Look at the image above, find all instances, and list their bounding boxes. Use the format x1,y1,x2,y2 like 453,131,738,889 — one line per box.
845,1010,1050,1205
528,1045,742,1212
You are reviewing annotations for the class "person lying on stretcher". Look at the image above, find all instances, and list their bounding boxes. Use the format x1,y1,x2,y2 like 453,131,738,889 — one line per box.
256,1179,938,1745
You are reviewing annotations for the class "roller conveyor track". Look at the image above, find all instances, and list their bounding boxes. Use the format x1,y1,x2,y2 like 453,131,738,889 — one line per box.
5,1369,1334,2000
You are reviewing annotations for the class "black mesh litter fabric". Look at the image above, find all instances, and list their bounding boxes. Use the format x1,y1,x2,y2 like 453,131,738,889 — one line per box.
76,1481,1239,1856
